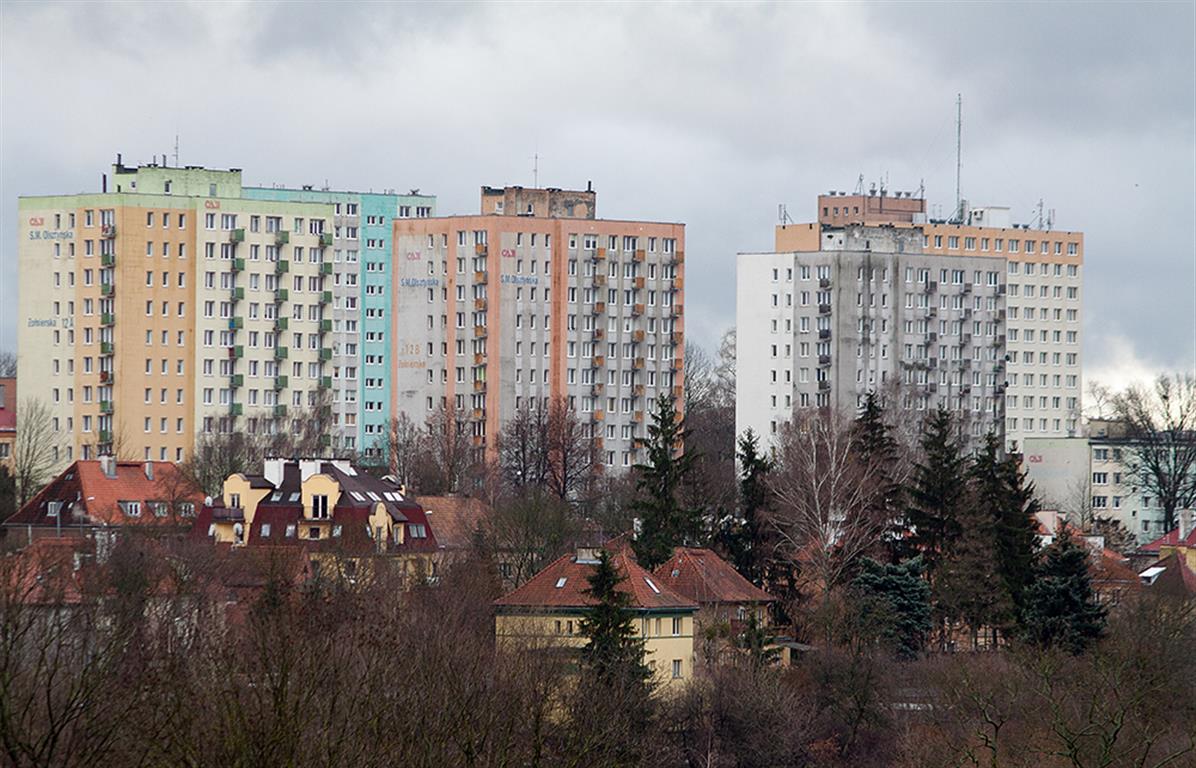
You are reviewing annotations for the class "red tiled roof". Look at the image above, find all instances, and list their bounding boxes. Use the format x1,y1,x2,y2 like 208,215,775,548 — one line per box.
1,537,91,605
1139,526,1196,553
653,547,774,606
494,548,697,612
1142,552,1196,597
419,495,492,551
5,461,204,528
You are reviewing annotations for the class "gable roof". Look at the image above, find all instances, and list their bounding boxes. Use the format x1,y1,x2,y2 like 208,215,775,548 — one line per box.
5,460,203,529
419,495,492,551
653,547,774,606
1140,552,1196,597
495,548,697,613
1138,526,1196,554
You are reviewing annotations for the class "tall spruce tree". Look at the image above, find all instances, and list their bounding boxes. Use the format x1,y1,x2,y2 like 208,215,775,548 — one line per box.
578,551,652,688
1020,534,1107,654
853,392,905,562
902,408,968,573
933,495,1012,649
852,557,932,660
721,429,772,585
631,394,699,570
970,432,1042,618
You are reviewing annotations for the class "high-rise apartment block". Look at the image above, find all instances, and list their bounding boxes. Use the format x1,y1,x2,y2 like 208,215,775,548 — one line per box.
737,189,1083,452
17,160,433,466
391,185,686,470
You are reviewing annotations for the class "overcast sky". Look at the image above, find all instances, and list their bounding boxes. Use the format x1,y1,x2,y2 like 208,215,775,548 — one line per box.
2,1,1193,391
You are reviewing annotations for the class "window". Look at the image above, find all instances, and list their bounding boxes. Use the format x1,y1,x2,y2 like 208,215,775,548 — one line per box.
312,494,329,518
672,616,682,635
672,659,683,679
119,501,142,517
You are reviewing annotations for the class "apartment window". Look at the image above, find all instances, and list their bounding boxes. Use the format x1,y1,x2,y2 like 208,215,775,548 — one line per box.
312,494,329,519
672,659,683,679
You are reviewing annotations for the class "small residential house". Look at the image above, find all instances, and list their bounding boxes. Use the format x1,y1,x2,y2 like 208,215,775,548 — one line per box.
194,458,438,583
0,376,14,470
494,545,699,687
3,457,202,549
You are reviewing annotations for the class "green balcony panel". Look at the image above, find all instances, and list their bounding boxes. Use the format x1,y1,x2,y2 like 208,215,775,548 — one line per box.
100,253,115,267
230,403,243,416
229,316,244,330
232,257,245,272
274,404,288,418
231,374,244,388
319,348,332,361
232,345,244,359
319,232,333,247
230,228,245,243
320,319,332,333
319,375,332,389
275,317,288,331
274,347,288,360
274,375,288,390
100,341,113,355
276,260,290,274
231,287,245,301
101,313,114,327
318,434,331,447
319,262,333,275
275,231,290,245
99,430,112,443
320,291,332,304
99,400,113,414
274,288,289,303
101,283,114,297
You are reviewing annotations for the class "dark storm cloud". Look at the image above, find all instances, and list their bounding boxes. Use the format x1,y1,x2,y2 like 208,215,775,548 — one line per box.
1,0,1192,386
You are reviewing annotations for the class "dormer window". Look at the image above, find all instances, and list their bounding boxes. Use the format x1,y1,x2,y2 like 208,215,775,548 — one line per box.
312,495,329,519
229,493,241,509
46,501,62,518
119,501,142,517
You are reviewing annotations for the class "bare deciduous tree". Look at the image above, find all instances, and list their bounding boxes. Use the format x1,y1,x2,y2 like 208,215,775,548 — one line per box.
12,399,61,507
375,411,424,488
0,351,16,377
425,400,474,495
1113,372,1196,533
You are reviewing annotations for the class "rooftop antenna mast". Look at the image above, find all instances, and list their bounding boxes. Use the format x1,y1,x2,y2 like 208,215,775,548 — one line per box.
173,134,179,167
854,174,865,194
531,151,541,188
778,204,793,225
954,93,962,222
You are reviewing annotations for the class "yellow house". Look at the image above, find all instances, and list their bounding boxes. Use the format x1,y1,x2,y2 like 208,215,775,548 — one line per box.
494,546,698,688
198,458,438,583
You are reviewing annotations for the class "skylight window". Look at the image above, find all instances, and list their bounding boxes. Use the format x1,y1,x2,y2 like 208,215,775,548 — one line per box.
367,492,381,501
270,492,282,502
644,577,661,594
351,491,366,502
555,577,568,588
288,492,300,502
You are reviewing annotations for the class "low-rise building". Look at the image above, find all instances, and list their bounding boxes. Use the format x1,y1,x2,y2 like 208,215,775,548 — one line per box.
494,545,698,687
0,377,14,469
194,457,438,582
2,457,202,549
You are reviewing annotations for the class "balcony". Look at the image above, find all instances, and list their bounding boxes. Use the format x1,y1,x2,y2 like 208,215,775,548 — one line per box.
99,370,112,384
633,411,644,423
99,400,113,414
669,251,684,266
671,304,684,317
229,228,245,244
960,358,973,370
997,334,1007,347
959,334,972,347
926,306,937,318
229,316,244,330
632,303,645,316
474,325,487,338
928,358,939,370
963,284,973,295
634,276,645,289
923,281,938,294
591,301,606,315
591,381,605,393
99,429,112,443
474,297,487,311
101,224,117,239
275,231,290,246
634,357,645,369
593,409,605,421
274,375,288,390
229,345,244,359
592,247,607,261
633,384,645,397
230,403,243,417
320,375,332,389
101,313,115,327
319,348,332,361
319,232,333,247
818,303,832,316
593,328,605,340
101,253,115,267
274,317,288,331
320,290,332,304
474,270,488,283
633,249,646,262
472,408,484,422
274,288,289,303
319,319,332,333
473,380,485,392
276,259,290,275
672,331,684,346
924,332,938,345
818,329,831,340
592,355,605,368
100,341,114,355
818,380,831,391
474,352,486,365
231,374,244,388
474,243,487,256
319,262,333,275
274,404,288,418
100,283,114,297
633,329,645,342
232,257,245,272
593,274,607,287
231,286,245,302
818,354,831,367
670,277,684,292
819,277,831,289
671,357,683,371
996,284,1007,295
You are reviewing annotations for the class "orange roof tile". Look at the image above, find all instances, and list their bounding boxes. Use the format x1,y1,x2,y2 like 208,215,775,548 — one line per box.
653,547,774,606
495,548,697,613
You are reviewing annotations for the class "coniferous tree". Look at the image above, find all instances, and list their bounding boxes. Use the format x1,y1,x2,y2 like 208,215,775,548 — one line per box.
934,496,1012,650
851,557,932,660
902,408,968,573
578,551,652,688
720,429,772,585
853,392,906,562
631,394,699,570
1020,534,1107,654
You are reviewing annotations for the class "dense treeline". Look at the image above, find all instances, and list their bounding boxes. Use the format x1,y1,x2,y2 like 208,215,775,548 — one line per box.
1,535,1192,768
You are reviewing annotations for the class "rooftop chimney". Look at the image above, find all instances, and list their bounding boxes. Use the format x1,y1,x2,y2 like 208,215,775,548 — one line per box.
99,455,117,479
144,462,154,481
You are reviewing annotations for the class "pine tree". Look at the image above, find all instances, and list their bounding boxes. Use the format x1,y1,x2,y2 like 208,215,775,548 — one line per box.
1020,534,1107,654
902,408,968,573
853,392,905,562
721,429,772,585
631,394,699,570
578,551,652,688
933,496,1012,649
851,557,932,660
972,433,1042,615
